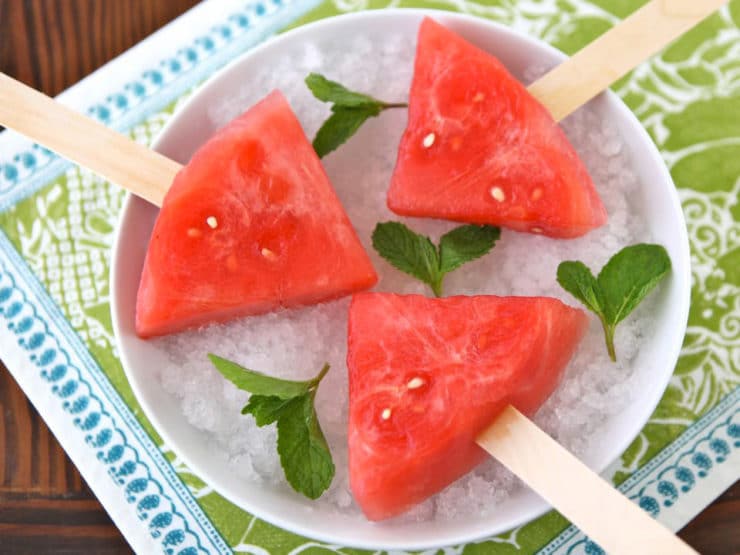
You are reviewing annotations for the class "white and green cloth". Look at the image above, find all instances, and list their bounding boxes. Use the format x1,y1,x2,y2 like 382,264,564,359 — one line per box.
0,0,737,553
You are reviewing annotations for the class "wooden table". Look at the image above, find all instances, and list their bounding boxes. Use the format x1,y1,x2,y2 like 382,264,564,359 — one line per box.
0,1,737,553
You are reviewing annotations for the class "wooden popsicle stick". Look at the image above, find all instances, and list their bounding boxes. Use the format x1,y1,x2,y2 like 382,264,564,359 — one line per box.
528,0,728,121
477,406,697,554
0,72,179,207
478,3,724,550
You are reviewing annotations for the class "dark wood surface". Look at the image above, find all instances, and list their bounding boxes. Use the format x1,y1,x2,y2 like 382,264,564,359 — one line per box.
0,1,737,554
0,2,199,552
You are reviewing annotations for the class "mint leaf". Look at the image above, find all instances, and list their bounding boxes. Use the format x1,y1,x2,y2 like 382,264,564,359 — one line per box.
556,244,671,361
241,395,293,427
372,221,441,290
276,393,335,499
372,222,500,297
208,354,310,399
305,73,406,157
556,261,605,315
439,225,500,274
305,73,383,108
598,244,671,326
313,105,382,158
209,356,334,499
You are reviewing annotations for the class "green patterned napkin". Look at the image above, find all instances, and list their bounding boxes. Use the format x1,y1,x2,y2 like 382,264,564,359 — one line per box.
0,1,737,553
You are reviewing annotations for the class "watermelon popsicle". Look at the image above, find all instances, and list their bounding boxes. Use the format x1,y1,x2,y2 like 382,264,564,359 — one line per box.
346,291,692,555
346,292,589,521
135,91,378,337
388,18,608,238
0,76,378,338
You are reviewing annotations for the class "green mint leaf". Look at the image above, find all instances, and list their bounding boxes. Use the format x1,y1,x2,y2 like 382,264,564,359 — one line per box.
208,354,311,399
597,244,672,326
372,222,441,290
372,222,501,297
276,393,335,499
305,73,383,108
312,105,382,157
309,362,331,388
212,355,335,499
556,260,605,316
305,73,406,157
439,225,501,274
241,395,293,427
556,243,671,361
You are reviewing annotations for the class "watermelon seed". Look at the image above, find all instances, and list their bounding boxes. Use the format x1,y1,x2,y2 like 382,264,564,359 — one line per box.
489,187,506,202
531,227,543,234
406,377,425,390
473,92,485,102
381,408,392,420
422,133,435,148
261,247,277,260
532,188,543,201
187,228,201,238
206,216,218,229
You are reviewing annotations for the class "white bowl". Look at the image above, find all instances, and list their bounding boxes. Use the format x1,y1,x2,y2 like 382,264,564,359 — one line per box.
111,9,691,550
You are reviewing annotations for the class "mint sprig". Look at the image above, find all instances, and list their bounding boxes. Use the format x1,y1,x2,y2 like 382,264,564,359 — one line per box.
305,73,407,157
557,244,671,361
372,221,500,297
209,355,334,499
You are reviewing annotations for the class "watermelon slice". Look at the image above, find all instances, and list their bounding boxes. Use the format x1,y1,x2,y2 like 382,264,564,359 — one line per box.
136,91,377,338
347,293,588,520
388,18,607,238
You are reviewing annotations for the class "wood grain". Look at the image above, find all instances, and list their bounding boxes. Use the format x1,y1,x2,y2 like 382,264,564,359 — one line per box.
0,0,198,96
0,366,133,554
0,1,737,554
0,369,82,496
0,1,198,553
679,484,740,554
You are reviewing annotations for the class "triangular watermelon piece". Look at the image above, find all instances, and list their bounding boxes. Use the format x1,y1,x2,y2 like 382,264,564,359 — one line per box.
347,293,588,520
388,18,607,238
136,91,377,338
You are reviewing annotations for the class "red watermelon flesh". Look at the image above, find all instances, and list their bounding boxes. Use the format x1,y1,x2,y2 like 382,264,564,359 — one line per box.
136,91,377,338
347,293,588,520
388,18,607,238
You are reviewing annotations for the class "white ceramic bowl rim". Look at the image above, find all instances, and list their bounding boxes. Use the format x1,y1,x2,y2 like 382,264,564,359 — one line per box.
111,8,691,550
